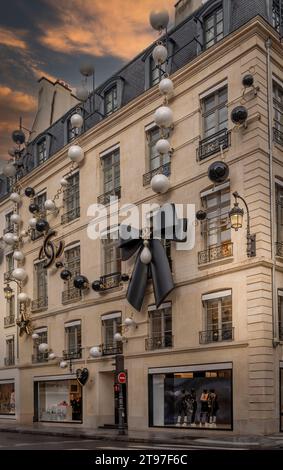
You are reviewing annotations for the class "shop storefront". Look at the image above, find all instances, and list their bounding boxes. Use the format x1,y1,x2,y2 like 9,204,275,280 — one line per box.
280,362,283,432
149,363,233,430
0,380,15,416
34,375,82,423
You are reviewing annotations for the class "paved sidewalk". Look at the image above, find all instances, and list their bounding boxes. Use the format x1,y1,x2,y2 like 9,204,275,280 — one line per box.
0,421,282,448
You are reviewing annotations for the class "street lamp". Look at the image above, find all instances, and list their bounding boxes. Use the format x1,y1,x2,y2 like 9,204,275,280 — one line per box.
4,284,14,300
229,191,256,257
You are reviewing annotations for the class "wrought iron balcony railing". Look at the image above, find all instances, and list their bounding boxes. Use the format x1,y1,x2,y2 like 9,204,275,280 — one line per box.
100,272,122,291
197,128,231,161
61,206,80,225
31,296,48,312
4,270,13,282
276,242,283,257
102,342,123,356
97,186,121,205
198,242,233,265
199,327,234,344
62,348,82,360
145,333,173,351
4,315,15,327
273,127,283,145
143,162,171,186
32,352,49,363
62,287,82,304
4,357,15,367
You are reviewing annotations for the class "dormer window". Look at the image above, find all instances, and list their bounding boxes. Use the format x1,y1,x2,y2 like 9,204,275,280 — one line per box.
67,119,77,142
105,86,118,116
37,138,47,164
150,57,166,87
203,6,224,50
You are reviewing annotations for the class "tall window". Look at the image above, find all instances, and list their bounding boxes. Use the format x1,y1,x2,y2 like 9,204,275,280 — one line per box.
33,261,48,309
273,81,283,143
150,57,166,87
62,245,81,303
105,86,118,116
4,211,14,233
31,192,47,240
202,186,230,250
102,230,121,275
102,312,122,355
278,290,283,341
273,0,281,32
147,126,170,171
33,328,48,363
203,6,224,50
65,321,81,358
147,303,172,350
101,148,120,199
276,183,283,251
62,172,80,224
5,252,14,276
202,291,233,343
37,139,47,164
5,337,15,366
67,119,78,142
202,86,228,139
6,294,15,321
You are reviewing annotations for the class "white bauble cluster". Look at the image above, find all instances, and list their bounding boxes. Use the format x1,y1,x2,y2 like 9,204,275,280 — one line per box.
152,44,168,66
68,145,84,163
151,174,170,194
149,10,169,31
18,292,29,303
10,213,21,225
70,113,83,129
12,268,27,282
155,138,171,155
3,233,15,246
140,244,152,265
13,250,25,262
60,361,68,369
159,77,174,96
29,218,37,229
154,106,173,128
60,177,69,187
38,343,49,353
10,192,21,204
44,199,56,211
89,346,102,358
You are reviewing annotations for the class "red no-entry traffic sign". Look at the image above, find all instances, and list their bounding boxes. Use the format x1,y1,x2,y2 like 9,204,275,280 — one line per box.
118,371,126,384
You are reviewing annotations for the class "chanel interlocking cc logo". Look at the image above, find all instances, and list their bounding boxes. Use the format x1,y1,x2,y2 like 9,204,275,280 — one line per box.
39,230,65,268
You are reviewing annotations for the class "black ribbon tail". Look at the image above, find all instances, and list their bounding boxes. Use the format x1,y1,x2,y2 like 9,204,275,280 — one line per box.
126,247,149,311
150,239,174,308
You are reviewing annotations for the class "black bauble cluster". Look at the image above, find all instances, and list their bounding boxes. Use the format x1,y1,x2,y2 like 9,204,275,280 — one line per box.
29,203,39,214
196,210,207,221
35,219,49,233
60,269,72,281
121,273,129,282
12,129,25,145
242,74,254,88
208,161,229,184
231,106,248,125
73,275,89,290
25,187,35,198
92,280,102,292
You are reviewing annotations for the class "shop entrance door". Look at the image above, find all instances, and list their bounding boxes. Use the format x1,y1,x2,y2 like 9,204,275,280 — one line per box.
114,383,127,426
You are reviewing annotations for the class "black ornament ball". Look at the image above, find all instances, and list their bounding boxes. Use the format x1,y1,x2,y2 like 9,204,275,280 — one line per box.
29,203,39,214
231,106,248,125
196,210,207,221
208,161,229,184
92,280,102,292
242,74,254,88
12,129,25,145
73,275,89,290
25,187,35,198
35,219,49,233
60,269,72,281
121,273,129,282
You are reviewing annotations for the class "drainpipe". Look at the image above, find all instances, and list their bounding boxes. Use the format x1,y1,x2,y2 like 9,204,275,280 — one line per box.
266,38,279,347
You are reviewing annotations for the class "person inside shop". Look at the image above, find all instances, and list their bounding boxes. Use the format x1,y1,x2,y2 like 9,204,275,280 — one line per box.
208,389,219,426
189,389,197,426
70,394,82,421
199,389,209,425
176,389,188,426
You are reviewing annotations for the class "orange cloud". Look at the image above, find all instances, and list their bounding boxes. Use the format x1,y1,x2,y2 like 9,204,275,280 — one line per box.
0,86,36,112
0,27,27,50
39,0,175,60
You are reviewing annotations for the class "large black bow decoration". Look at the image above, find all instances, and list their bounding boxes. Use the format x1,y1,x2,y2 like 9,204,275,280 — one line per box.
119,204,187,311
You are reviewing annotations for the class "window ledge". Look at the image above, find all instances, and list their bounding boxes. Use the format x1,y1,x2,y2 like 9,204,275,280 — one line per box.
198,256,234,270
197,145,229,165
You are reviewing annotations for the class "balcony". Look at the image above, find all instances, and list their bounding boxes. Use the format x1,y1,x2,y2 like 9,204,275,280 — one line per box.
4,315,15,327
276,242,283,257
143,162,171,187
4,357,15,367
145,333,173,351
31,296,48,312
197,129,231,161
61,206,80,225
99,272,122,291
62,287,82,304
97,186,121,205
63,348,82,360
199,327,234,344
32,352,49,363
102,342,123,356
198,242,233,265
274,127,283,146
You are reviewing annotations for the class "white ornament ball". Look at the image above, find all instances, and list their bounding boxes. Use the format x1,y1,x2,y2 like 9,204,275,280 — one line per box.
44,199,56,211
3,163,16,177
12,268,27,282
154,106,173,128
13,250,25,262
89,346,102,358
18,292,29,303
10,213,21,225
140,246,152,265
76,87,89,102
151,174,170,194
68,145,84,163
149,10,169,31
38,343,49,353
32,333,39,340
29,217,37,229
48,352,56,360
3,233,15,245
12,234,19,243
60,361,68,369
124,317,135,327
70,113,83,129
114,332,123,342
79,62,94,77
10,192,21,204
152,44,168,66
60,177,69,187
155,139,171,155
159,77,174,96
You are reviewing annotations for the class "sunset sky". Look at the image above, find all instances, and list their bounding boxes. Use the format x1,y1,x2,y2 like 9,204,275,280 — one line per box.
0,0,176,162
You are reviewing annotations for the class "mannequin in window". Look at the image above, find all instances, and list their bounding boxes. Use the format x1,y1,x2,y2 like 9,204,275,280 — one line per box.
208,389,219,426
199,389,209,426
189,389,197,426
70,394,82,421
176,389,188,426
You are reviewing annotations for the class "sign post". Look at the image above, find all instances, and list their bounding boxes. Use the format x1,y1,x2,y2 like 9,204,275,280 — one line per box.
115,354,126,435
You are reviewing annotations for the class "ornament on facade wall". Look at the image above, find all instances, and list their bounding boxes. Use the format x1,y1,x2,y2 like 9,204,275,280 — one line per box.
38,229,65,269
76,368,89,386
